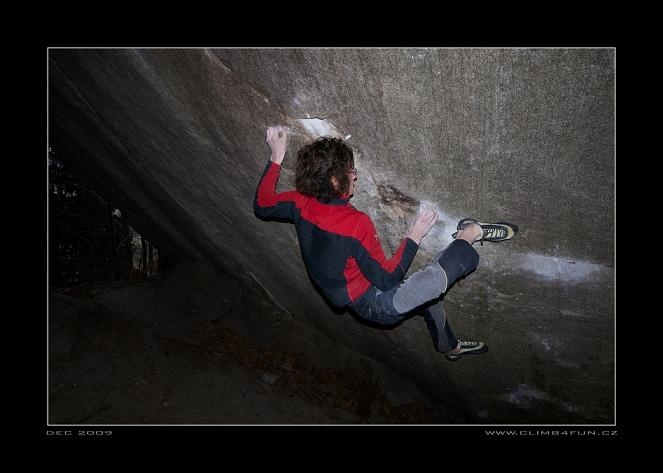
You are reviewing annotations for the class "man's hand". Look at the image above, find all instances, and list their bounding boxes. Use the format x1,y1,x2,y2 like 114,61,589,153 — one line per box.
266,126,288,165
407,206,438,245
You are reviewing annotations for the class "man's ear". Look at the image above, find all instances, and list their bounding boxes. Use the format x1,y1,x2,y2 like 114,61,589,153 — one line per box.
331,176,339,191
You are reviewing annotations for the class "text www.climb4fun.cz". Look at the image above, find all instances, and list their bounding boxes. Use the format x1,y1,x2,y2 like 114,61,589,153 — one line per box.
484,430,617,436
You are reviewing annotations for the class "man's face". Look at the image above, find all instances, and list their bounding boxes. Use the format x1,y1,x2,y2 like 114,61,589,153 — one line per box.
348,166,357,197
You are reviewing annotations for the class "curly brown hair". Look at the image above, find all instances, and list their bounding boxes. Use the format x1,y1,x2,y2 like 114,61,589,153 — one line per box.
295,137,354,203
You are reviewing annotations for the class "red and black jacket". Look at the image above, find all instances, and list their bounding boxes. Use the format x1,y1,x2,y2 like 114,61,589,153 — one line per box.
254,161,419,307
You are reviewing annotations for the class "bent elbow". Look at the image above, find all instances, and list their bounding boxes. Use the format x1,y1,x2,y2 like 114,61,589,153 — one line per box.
375,272,403,292
253,200,268,219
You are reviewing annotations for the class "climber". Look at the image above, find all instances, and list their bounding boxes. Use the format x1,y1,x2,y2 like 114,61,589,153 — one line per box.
254,126,518,360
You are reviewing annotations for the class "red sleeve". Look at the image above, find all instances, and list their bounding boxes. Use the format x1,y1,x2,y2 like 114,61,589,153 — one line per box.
353,214,419,291
254,161,297,221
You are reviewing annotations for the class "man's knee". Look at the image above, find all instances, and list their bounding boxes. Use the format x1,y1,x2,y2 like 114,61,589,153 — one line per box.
437,239,479,285
392,263,447,314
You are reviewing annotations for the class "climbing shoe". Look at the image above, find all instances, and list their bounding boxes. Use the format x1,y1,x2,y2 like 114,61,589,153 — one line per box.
451,218,519,245
445,339,488,361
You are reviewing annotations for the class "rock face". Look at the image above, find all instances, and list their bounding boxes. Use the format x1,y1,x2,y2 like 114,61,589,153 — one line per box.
49,48,615,423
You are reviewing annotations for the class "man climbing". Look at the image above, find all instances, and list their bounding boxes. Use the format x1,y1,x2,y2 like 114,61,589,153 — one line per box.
254,126,518,361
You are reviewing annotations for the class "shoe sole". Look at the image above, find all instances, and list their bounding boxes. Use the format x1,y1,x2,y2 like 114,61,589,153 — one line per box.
445,345,489,361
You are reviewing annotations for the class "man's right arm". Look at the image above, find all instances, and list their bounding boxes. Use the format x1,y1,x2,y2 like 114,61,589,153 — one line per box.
352,207,437,291
352,214,419,291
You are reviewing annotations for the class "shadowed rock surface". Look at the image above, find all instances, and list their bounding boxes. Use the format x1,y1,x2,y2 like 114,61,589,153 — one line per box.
50,263,460,424
49,48,614,423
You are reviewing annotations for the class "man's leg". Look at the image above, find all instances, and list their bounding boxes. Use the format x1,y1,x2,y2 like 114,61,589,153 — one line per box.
422,300,458,352
390,224,482,315
422,302,487,360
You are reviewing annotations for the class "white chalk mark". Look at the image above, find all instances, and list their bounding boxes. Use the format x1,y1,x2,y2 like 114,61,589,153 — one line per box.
519,253,605,282
297,118,342,138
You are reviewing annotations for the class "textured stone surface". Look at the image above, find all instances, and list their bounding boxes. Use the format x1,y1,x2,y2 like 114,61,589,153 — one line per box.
49,48,615,423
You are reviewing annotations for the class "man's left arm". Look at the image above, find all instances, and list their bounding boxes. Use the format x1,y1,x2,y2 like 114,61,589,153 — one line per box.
254,126,297,221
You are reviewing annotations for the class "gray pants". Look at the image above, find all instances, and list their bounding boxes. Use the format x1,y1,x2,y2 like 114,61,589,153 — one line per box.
347,239,479,352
